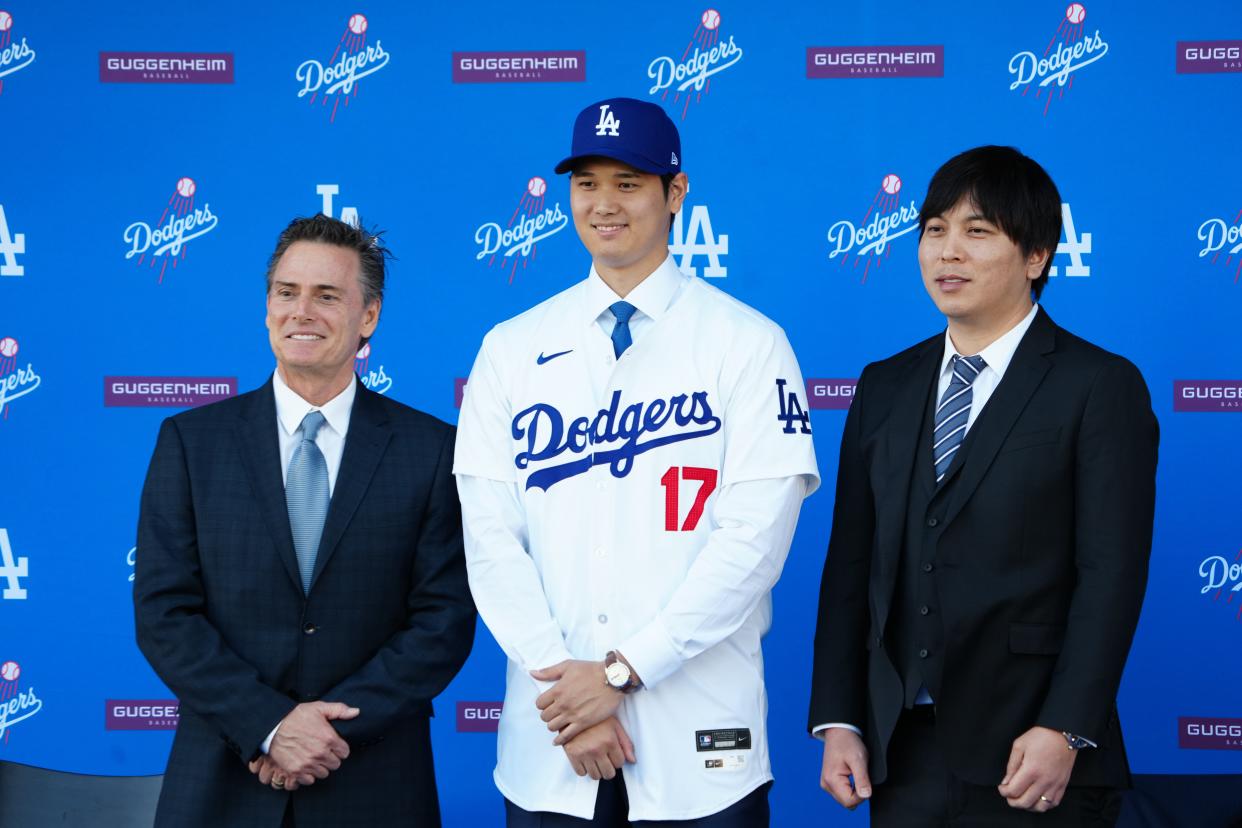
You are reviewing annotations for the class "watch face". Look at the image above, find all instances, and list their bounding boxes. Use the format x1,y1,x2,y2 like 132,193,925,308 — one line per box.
605,661,631,687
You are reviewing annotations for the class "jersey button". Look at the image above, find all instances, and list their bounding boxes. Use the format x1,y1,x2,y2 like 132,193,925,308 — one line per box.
597,614,608,624
595,548,606,558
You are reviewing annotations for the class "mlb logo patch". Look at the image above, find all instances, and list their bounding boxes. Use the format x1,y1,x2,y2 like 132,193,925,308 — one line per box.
698,733,713,748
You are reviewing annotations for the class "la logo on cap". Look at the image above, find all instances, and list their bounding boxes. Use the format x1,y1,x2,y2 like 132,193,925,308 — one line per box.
595,104,621,137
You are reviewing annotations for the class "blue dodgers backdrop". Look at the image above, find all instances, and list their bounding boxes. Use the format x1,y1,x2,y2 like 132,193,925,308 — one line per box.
0,1,1240,825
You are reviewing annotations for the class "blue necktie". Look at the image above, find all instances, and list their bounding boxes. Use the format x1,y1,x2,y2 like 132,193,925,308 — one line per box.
609,301,637,358
932,355,987,484
287,411,329,593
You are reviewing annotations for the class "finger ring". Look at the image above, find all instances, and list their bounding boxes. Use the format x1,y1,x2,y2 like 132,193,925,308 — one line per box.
272,778,286,789
1039,795,1051,803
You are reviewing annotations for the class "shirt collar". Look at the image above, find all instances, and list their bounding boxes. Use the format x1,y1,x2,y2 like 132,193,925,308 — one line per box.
272,368,356,439
939,303,1040,381
582,255,685,327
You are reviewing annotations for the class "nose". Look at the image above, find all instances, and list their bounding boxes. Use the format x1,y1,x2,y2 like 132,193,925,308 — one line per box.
291,293,316,320
939,228,966,262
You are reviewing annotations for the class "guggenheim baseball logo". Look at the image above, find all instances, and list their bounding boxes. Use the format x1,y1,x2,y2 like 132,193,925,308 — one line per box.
453,50,584,83
1177,41,1242,74
0,661,41,744
0,10,36,95
106,700,179,731
0,336,40,421
1179,717,1242,750
456,701,502,732
124,178,218,283
105,377,237,408
99,52,233,83
476,177,569,283
1174,380,1241,412
1008,4,1110,116
296,13,389,123
806,379,858,411
807,45,943,78
647,9,743,120
828,173,920,283
1197,207,1242,282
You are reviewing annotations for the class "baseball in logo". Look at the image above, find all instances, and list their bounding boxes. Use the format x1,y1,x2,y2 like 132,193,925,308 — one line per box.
1197,207,1242,283
1008,4,1110,116
474,176,569,283
354,343,392,394
122,178,219,283
295,13,390,123
0,336,41,420
0,659,42,744
647,9,743,120
0,9,36,95
826,173,920,283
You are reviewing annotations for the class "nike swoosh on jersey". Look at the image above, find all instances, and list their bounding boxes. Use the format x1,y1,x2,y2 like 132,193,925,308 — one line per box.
536,350,574,365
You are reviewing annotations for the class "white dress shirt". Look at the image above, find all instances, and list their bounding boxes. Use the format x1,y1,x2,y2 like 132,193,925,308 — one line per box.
814,303,1041,737
455,257,819,820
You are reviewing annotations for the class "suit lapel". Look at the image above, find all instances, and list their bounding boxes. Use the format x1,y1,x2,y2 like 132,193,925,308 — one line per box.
875,337,943,583
236,379,303,593
309,379,391,591
940,309,1056,529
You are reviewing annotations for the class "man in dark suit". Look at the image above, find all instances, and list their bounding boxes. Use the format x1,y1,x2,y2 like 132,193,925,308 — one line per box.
808,146,1157,826
134,214,475,827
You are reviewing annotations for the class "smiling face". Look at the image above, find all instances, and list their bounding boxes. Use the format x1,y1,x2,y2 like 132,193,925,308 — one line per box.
919,197,1048,343
265,240,379,393
570,158,687,291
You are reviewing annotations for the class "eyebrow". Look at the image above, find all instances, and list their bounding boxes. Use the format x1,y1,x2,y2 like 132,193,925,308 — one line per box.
272,281,341,291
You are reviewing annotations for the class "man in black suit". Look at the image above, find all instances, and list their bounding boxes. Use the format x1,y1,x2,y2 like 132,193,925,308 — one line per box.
808,146,1157,826
134,214,475,827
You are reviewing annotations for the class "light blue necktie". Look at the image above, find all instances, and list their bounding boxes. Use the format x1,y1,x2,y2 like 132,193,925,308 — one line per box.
610,301,637,358
287,411,329,593
932,355,987,484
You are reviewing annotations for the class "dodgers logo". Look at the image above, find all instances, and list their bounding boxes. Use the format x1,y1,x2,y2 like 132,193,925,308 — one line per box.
1199,550,1242,623
317,184,359,227
0,204,25,277
827,174,919,283
354,343,392,394
1008,4,1110,116
1049,203,1091,277
475,177,569,283
647,9,743,120
776,379,811,434
0,660,41,744
513,390,722,491
670,205,728,278
0,528,29,600
123,178,218,283
296,13,389,123
1197,207,1242,283
0,337,41,421
0,10,36,95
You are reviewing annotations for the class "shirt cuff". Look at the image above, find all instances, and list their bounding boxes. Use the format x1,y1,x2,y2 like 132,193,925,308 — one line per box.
811,722,863,741
617,618,682,690
260,721,282,755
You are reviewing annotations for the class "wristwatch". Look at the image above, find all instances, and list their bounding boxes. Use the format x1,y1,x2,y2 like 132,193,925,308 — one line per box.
1061,731,1094,751
604,651,641,694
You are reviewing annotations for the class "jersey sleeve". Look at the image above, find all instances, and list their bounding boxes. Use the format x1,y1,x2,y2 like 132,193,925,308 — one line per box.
453,328,518,483
719,324,820,495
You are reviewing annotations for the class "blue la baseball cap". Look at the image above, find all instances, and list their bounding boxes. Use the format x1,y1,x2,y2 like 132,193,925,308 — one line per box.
554,97,682,176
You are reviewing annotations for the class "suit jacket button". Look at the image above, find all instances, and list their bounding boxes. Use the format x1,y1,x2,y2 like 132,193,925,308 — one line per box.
922,562,934,573
303,623,318,635
918,648,929,658
920,605,930,616
926,517,939,527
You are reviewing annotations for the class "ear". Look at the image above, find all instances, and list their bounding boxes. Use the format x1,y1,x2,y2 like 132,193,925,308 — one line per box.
666,172,689,215
1025,248,1050,281
361,299,382,338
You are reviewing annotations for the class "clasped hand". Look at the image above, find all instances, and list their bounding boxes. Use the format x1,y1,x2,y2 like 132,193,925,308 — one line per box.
247,701,359,790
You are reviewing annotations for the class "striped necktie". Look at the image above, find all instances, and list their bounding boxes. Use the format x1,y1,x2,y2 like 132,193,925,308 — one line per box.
932,354,987,484
287,411,329,593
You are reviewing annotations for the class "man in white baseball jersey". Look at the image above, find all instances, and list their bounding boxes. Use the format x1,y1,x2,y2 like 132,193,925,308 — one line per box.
454,97,819,826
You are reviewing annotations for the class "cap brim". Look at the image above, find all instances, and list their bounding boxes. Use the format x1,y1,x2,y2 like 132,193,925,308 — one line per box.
554,146,676,176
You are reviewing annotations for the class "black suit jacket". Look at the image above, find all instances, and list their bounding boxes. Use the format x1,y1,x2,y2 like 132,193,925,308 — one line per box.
808,309,1157,788
134,378,476,828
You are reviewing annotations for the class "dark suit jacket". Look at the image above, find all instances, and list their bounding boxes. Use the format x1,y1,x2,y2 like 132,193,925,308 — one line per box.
134,377,476,828
808,308,1157,788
